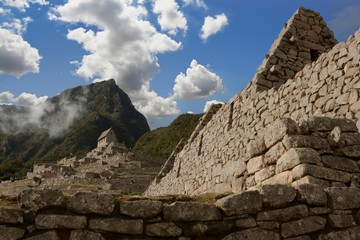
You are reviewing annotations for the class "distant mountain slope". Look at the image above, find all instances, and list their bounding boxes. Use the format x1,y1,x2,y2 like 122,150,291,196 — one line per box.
133,113,203,161
0,80,150,180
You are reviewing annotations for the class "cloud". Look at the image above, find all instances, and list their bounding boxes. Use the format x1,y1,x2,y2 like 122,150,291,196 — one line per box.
200,13,228,41
152,0,188,35
182,0,207,9
0,28,41,77
3,0,48,11
0,90,87,138
1,17,33,35
50,0,182,121
173,59,223,100
330,5,360,40
203,100,224,112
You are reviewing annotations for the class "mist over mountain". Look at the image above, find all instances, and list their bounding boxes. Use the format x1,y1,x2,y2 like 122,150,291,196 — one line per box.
0,79,150,180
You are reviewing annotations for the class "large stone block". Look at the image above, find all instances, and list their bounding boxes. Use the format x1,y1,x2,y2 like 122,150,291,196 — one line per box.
292,164,351,183
67,192,115,215
322,155,360,173
35,214,87,229
328,214,356,228
163,202,221,221
19,189,64,211
23,231,61,240
292,176,330,188
319,226,360,240
326,187,360,210
146,222,182,237
276,148,321,174
255,165,275,183
0,208,24,224
282,135,330,151
247,155,264,174
120,200,163,218
281,216,326,238
89,218,143,234
69,230,105,240
215,191,262,216
264,118,299,148
0,225,25,240
305,117,358,132
260,184,296,208
264,142,286,165
335,145,360,157
297,183,327,206
222,227,280,240
261,171,293,185
256,204,308,222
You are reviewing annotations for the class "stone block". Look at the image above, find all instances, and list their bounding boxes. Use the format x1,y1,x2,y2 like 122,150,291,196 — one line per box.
322,155,360,173
120,200,163,218
257,221,280,229
215,191,262,216
261,171,293,185
292,176,330,188
223,228,281,240
335,145,360,157
276,148,321,174
305,117,357,132
256,204,308,222
264,118,299,148
0,208,24,224
281,216,326,238
255,165,275,183
260,184,296,208
146,222,182,237
235,217,256,228
328,214,356,228
325,187,360,210
69,230,105,240
67,192,115,215
35,214,87,229
247,155,264,174
23,231,61,240
89,218,143,234
292,164,351,183
282,135,330,151
0,225,25,240
264,142,286,165
285,236,311,240
297,183,327,206
246,138,267,159
163,202,221,221
19,189,64,211
319,226,360,240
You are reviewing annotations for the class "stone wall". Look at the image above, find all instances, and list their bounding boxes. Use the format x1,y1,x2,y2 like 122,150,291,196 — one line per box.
2,186,360,239
145,7,360,196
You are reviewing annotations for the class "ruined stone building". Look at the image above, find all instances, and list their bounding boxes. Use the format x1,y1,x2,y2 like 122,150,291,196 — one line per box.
97,128,117,148
146,7,360,196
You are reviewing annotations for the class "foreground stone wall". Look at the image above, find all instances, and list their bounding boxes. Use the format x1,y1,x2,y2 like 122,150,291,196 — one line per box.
146,8,360,195
2,186,360,239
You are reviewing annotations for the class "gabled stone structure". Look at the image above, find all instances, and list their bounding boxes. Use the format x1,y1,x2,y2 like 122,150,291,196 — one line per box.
146,7,360,196
97,128,117,148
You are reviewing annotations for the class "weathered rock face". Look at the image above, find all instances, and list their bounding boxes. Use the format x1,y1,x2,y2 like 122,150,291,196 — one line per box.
145,6,360,196
2,186,360,239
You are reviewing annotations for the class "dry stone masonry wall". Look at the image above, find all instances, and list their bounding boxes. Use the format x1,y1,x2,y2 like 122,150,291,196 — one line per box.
146,7,360,196
2,186,360,239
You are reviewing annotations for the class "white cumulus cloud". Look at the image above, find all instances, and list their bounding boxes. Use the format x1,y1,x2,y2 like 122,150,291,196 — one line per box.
1,17,33,35
152,0,188,35
200,13,228,41
173,59,223,100
3,0,48,11
203,100,224,112
0,28,41,77
0,91,48,105
182,0,207,9
50,0,182,121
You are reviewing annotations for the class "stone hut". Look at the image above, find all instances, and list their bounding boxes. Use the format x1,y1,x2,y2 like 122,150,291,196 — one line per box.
97,128,117,148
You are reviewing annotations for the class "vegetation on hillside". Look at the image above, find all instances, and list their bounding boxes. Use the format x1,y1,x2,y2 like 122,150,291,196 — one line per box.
133,113,203,162
0,80,150,180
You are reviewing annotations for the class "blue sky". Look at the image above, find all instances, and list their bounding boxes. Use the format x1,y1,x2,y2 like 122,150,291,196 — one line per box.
1,0,360,129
